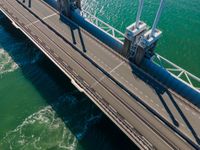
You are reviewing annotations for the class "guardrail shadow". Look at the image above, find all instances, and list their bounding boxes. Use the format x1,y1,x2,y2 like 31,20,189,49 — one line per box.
0,14,138,150
129,62,200,146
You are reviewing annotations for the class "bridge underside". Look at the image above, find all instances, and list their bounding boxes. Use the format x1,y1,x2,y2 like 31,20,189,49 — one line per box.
0,0,200,149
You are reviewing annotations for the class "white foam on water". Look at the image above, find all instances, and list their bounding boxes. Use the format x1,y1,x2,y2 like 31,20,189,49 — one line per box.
0,21,43,76
0,48,19,75
0,45,43,76
0,106,79,150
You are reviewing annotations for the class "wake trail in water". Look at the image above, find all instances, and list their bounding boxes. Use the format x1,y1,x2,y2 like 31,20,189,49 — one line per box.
0,48,19,75
0,16,43,76
0,106,78,150
0,91,102,150
0,45,42,75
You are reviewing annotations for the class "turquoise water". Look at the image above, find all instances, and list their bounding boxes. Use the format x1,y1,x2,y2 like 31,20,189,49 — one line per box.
0,0,199,149
82,0,200,77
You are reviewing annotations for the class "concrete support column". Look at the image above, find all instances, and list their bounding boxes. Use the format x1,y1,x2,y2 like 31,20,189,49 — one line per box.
76,0,81,10
28,0,31,8
122,38,132,57
57,0,71,16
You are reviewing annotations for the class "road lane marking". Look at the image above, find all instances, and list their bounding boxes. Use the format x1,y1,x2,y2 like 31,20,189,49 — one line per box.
180,123,185,127
46,45,50,49
185,107,189,111
91,61,124,88
38,38,42,43
192,112,196,116
109,62,124,73
25,13,56,27
161,108,165,112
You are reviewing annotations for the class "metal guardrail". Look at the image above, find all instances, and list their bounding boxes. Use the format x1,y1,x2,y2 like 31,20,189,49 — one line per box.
81,9,200,93
81,10,125,43
153,54,200,92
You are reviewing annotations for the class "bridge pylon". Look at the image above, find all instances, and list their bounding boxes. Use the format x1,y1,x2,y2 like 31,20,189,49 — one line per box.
123,0,165,66
123,0,147,59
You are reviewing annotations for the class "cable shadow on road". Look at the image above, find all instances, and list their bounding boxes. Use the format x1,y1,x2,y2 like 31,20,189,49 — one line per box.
60,15,86,52
130,64,179,126
17,0,87,53
165,90,200,145
155,90,179,127
129,61,200,146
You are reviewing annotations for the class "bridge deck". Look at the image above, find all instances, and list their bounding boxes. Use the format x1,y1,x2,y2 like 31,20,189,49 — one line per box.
0,0,200,149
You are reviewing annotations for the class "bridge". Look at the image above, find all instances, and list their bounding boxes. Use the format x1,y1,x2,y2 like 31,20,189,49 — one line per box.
0,0,200,149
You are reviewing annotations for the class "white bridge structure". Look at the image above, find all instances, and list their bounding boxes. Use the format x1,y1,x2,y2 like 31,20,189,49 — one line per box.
81,3,200,93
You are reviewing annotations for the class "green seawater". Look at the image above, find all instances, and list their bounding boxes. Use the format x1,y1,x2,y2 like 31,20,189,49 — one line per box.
0,0,199,149
82,0,200,77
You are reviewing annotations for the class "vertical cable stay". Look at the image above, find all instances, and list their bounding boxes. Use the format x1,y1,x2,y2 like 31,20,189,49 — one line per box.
135,0,144,28
150,0,165,37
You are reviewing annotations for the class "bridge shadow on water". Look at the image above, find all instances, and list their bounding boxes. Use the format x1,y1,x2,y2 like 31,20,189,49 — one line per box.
129,62,200,146
0,16,138,150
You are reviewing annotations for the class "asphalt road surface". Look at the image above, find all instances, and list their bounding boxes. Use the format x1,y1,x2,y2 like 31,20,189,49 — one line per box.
0,0,200,149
